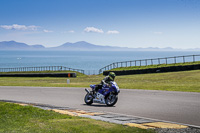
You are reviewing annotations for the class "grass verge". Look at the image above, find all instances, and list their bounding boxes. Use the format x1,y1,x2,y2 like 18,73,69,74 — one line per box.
0,70,200,92
0,101,154,133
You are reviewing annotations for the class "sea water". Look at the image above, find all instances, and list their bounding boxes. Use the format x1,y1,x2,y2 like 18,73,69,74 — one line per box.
0,50,200,74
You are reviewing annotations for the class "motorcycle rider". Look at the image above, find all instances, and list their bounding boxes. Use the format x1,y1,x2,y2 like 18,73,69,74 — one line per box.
94,72,116,92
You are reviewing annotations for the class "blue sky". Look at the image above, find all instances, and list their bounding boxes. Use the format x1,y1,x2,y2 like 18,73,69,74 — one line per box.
0,0,200,49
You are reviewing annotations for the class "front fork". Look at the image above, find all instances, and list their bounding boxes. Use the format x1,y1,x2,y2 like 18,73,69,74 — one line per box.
85,88,96,98
85,88,90,94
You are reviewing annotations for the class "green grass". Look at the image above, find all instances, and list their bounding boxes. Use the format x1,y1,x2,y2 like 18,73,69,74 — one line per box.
107,61,200,71
116,70,200,92
0,74,102,87
0,70,200,92
0,101,154,133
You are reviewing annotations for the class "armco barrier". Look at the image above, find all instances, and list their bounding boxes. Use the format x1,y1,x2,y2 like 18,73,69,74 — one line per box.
103,64,200,76
0,66,84,74
99,54,200,74
0,73,76,77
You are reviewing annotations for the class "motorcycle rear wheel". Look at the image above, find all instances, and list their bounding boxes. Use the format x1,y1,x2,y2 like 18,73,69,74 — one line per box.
84,93,93,105
105,93,118,106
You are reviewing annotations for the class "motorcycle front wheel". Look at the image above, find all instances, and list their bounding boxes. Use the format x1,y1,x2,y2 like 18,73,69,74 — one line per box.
84,93,93,105
105,93,118,106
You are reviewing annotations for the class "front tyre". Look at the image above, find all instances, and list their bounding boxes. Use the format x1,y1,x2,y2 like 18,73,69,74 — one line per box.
84,93,93,105
105,93,118,106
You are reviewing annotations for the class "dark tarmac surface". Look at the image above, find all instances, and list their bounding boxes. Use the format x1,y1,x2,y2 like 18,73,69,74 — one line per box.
0,86,200,127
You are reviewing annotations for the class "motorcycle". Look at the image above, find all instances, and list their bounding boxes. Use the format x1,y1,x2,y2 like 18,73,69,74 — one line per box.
84,81,120,106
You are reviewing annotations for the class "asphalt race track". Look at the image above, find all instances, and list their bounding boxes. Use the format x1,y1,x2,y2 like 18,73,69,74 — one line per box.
0,86,199,127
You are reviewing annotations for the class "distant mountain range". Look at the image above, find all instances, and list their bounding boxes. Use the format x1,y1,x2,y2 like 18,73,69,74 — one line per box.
0,41,45,50
0,40,198,51
51,41,122,51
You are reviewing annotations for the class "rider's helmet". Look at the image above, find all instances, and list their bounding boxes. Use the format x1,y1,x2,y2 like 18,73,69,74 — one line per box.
109,72,116,81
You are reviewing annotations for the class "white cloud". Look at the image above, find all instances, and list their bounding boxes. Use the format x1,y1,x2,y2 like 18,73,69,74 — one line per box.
84,27,104,33
43,29,53,33
153,32,163,35
68,30,75,33
107,30,120,34
0,24,39,31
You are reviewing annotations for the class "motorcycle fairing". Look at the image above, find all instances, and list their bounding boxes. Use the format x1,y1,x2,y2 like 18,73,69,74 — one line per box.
90,84,96,89
97,84,118,96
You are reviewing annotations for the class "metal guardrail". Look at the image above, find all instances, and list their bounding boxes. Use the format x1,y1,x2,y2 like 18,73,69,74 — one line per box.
99,54,200,74
0,66,85,74
1,54,200,75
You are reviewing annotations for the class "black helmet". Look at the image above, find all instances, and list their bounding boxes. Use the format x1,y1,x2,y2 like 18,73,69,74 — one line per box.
109,72,116,80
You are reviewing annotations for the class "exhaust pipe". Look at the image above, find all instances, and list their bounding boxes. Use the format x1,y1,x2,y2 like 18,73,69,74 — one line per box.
85,88,90,94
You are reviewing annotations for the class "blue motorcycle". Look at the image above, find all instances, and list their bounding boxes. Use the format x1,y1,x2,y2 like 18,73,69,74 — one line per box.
84,81,120,106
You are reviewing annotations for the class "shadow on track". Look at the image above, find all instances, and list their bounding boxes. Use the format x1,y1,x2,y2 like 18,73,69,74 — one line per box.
81,104,116,107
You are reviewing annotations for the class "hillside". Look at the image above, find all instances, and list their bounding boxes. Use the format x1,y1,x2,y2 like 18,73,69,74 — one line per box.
0,41,45,50
0,40,182,51
51,41,129,51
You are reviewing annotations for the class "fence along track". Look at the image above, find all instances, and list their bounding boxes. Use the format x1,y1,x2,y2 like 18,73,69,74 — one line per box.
1,54,200,75
0,66,84,74
99,54,200,74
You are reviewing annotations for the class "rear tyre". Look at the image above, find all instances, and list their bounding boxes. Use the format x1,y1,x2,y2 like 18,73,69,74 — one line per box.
84,93,93,105
105,93,118,106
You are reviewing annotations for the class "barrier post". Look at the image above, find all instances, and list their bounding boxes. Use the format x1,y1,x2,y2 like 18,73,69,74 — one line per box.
174,57,176,64
193,55,195,62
